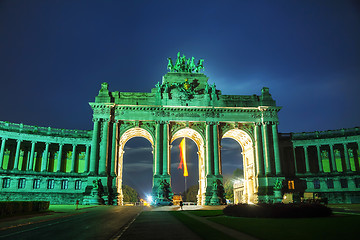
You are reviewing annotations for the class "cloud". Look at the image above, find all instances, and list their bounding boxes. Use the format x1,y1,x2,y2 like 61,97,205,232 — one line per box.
170,162,196,168
123,162,153,172
124,146,153,152
221,140,242,151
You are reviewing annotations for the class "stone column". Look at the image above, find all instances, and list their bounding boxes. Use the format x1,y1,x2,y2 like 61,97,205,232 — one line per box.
110,121,117,176
213,122,220,176
304,145,310,173
272,123,281,175
90,118,100,175
13,139,22,170
343,143,351,172
84,144,90,173
28,141,36,171
99,120,109,175
155,122,161,175
293,146,298,174
329,144,336,172
22,148,29,171
261,122,271,175
70,144,77,173
206,123,213,175
316,145,323,173
41,142,50,172
56,144,63,172
255,124,263,176
0,138,7,169
163,122,169,176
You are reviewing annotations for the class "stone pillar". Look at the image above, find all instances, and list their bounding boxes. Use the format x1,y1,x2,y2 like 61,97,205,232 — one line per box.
272,123,281,175
21,148,29,171
99,120,109,175
84,144,90,173
70,144,77,173
163,122,169,176
213,122,220,176
41,142,50,172
0,138,7,169
316,145,323,173
155,122,161,175
255,124,263,176
56,144,63,172
90,118,100,175
28,141,36,171
13,139,22,170
206,123,212,175
343,143,351,172
261,122,271,175
110,121,117,176
304,145,310,173
329,144,336,172
293,146,298,174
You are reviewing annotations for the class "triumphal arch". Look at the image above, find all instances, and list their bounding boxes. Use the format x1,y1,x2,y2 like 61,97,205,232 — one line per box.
88,53,282,205
2,53,358,204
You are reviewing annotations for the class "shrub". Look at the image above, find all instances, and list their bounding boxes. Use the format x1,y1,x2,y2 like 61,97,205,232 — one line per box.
223,203,332,218
0,201,50,217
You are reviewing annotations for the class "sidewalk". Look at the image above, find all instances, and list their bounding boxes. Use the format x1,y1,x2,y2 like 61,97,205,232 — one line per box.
120,206,258,240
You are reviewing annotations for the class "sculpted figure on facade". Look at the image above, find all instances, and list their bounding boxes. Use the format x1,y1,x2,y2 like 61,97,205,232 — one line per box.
168,52,204,73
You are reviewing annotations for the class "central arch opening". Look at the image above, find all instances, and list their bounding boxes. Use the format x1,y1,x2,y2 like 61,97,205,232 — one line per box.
170,127,206,205
170,138,198,203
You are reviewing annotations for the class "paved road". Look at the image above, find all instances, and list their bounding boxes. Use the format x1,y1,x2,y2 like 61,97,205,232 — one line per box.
0,206,143,240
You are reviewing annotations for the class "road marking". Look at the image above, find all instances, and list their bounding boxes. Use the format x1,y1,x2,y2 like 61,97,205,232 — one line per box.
109,211,142,240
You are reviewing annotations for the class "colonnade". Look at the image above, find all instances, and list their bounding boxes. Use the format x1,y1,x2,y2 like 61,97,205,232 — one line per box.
0,137,91,174
293,141,360,174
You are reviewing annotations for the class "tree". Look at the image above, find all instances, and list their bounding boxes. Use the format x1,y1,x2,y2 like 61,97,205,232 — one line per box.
223,177,234,201
122,185,140,202
223,168,243,202
233,168,243,178
184,184,199,202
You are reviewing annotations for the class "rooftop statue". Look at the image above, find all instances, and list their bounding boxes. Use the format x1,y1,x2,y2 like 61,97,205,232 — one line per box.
167,52,204,73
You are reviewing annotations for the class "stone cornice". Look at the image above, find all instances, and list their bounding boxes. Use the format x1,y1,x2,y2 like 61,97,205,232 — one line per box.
0,130,92,145
292,135,360,147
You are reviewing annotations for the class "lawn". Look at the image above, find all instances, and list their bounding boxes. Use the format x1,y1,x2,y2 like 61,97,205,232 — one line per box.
183,209,359,240
207,214,360,240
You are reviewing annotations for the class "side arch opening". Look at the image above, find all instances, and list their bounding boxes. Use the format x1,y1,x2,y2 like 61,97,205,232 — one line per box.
117,127,154,205
221,128,256,203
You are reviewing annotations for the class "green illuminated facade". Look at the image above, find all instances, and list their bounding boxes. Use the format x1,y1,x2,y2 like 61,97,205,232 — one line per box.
1,54,359,204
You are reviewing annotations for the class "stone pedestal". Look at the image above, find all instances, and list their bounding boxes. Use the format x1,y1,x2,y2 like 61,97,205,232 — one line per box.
83,188,104,205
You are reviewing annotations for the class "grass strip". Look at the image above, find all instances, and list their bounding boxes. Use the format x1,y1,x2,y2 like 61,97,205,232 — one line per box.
208,215,360,240
169,211,236,240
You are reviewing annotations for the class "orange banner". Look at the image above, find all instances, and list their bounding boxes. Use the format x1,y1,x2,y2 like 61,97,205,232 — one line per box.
178,138,188,177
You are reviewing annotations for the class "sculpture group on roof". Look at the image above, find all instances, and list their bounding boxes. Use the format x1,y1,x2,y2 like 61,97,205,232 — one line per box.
167,52,204,73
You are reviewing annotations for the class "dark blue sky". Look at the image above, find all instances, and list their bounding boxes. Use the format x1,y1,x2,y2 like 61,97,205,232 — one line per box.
1,0,359,196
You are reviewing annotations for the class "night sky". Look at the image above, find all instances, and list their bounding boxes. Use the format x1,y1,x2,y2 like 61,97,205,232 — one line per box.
1,1,359,197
